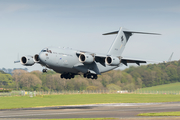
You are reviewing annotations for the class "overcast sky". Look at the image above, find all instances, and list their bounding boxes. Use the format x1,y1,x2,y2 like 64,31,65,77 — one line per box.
1,0,180,71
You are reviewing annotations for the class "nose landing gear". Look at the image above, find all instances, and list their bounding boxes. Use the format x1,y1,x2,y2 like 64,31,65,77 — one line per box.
42,69,47,73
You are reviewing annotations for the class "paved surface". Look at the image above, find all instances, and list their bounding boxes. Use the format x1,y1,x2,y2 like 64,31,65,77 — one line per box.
0,102,180,119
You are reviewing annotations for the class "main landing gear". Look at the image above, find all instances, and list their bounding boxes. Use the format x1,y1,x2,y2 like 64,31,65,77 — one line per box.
61,73,75,79
83,73,98,79
60,73,98,80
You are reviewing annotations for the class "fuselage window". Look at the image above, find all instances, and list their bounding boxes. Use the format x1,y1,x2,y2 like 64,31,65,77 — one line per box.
47,50,52,53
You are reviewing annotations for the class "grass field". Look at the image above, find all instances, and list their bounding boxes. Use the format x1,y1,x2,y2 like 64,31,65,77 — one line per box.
137,82,180,91
1,94,180,109
35,118,116,120
138,111,180,116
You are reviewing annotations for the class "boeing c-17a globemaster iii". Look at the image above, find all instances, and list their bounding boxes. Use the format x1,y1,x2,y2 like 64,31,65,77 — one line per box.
15,27,160,79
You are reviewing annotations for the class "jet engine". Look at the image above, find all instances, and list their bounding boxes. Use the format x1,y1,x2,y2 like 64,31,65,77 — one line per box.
20,56,35,66
105,56,121,66
33,54,40,63
79,53,94,64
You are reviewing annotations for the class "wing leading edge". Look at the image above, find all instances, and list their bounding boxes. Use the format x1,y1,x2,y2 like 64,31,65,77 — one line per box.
76,51,146,66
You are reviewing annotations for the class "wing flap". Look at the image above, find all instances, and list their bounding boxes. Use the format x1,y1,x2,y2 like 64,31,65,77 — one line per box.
121,58,146,66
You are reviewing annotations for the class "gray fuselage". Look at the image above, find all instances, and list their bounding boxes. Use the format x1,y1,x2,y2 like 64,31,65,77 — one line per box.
38,47,117,75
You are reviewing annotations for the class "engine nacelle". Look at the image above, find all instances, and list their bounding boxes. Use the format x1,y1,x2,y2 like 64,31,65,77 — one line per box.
20,56,35,66
79,53,94,64
105,56,121,66
33,54,40,63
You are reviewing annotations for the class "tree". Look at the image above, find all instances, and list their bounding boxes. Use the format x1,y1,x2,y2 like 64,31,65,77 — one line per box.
12,69,27,90
0,73,14,88
86,86,98,91
19,73,42,90
107,84,121,90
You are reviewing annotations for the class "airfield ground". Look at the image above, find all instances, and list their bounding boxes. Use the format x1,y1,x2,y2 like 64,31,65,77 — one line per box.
0,102,180,120
1,94,180,109
1,93,180,119
1,88,180,120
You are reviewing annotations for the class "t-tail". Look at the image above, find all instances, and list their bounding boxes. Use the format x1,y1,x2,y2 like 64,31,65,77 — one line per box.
103,27,161,56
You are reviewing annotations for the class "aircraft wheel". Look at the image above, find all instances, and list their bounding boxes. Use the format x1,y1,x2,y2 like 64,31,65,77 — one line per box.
71,74,75,78
83,74,87,78
87,74,91,79
91,75,95,79
64,74,68,79
65,73,71,79
60,74,64,78
94,74,98,79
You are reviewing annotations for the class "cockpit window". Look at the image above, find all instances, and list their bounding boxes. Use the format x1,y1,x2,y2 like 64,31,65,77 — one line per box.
41,48,53,53
41,48,52,53
41,49,47,52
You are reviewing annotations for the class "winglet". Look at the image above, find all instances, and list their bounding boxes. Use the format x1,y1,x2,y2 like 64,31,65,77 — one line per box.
168,52,174,62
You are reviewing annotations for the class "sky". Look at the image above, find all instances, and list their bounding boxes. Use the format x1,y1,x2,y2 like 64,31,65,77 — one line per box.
0,0,180,71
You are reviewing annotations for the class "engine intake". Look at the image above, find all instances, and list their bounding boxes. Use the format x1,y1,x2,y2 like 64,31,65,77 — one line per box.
79,54,94,64
33,54,40,63
20,56,35,66
105,56,121,66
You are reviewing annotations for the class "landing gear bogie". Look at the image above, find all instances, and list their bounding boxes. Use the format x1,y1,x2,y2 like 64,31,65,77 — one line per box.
60,73,75,79
84,73,98,80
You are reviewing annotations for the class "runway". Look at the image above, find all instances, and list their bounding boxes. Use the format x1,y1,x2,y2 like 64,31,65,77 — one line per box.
0,102,180,120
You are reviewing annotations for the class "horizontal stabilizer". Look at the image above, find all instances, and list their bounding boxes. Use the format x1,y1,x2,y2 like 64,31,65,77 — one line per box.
124,31,161,35
103,30,161,35
103,31,118,35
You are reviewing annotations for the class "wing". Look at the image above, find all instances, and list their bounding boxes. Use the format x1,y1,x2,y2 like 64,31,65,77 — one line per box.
94,56,147,66
76,51,147,66
121,58,146,66
14,60,20,63
76,51,106,66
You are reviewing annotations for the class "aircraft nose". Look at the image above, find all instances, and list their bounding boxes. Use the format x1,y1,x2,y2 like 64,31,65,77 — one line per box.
39,52,46,62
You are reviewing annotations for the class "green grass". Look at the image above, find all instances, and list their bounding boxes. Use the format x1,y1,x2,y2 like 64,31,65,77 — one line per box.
137,82,180,91
35,118,116,120
1,94,180,109
138,111,180,116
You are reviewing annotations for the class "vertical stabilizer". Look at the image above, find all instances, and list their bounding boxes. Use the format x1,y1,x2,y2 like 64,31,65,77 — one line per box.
103,27,160,56
105,27,132,56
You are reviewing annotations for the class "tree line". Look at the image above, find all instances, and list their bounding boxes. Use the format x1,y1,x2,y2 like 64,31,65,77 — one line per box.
0,60,180,91
0,68,28,75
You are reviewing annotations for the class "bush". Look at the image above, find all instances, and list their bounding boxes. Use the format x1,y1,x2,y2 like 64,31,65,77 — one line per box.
0,89,12,92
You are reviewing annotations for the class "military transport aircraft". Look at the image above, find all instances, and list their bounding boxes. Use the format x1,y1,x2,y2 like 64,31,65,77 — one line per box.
15,27,160,79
